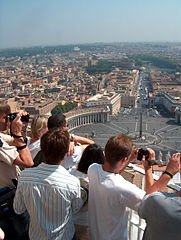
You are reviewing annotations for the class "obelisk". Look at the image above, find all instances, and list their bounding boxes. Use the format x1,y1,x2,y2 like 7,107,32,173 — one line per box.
139,112,142,138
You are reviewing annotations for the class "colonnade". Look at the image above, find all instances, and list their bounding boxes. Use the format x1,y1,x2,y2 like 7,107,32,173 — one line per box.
65,108,110,130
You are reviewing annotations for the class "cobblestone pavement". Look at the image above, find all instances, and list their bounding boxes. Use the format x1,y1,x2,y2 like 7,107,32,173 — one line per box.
72,107,181,161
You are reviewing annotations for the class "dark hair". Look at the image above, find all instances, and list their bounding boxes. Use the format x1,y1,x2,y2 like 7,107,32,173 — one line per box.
78,144,105,174
47,114,67,130
40,128,70,164
105,133,133,165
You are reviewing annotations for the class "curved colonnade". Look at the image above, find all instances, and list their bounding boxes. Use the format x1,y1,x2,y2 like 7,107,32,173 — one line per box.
65,107,110,131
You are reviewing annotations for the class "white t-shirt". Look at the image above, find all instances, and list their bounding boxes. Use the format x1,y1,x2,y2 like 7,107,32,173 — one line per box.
88,163,145,240
0,138,20,188
27,138,41,160
62,146,84,171
0,133,12,144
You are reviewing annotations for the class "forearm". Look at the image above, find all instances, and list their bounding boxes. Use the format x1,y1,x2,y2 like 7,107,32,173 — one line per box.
16,148,33,167
145,152,180,195
144,168,155,192
13,137,34,167
146,174,171,194
74,135,94,145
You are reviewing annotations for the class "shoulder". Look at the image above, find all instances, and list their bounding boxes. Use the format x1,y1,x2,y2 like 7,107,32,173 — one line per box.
0,138,14,149
139,192,168,215
139,191,181,219
69,167,87,178
58,165,80,184
110,176,145,205
0,138,19,164
142,191,179,205
88,163,100,173
0,133,12,144
117,175,145,194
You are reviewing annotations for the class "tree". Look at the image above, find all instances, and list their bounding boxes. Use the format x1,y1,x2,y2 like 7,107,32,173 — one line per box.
51,102,77,115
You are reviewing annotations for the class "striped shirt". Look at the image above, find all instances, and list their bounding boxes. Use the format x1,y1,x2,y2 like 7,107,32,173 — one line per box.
13,162,83,240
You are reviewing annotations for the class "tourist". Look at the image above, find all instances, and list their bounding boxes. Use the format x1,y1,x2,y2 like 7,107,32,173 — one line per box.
88,133,156,240
34,113,95,170
70,144,105,240
14,128,86,240
0,103,33,240
138,152,181,240
27,116,48,162
0,103,33,187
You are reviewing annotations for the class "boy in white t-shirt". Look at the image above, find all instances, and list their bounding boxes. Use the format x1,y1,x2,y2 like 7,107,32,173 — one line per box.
88,133,156,240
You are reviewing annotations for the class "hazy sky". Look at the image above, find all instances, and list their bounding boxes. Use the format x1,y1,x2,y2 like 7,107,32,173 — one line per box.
1,0,181,49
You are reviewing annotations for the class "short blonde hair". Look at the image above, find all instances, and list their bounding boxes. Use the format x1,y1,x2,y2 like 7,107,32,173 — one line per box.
31,116,48,139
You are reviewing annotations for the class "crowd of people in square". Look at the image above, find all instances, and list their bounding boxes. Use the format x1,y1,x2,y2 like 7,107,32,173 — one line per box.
0,103,180,240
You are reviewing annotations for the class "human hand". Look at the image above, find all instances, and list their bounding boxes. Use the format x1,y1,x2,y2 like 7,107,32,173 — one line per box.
66,141,75,156
166,153,180,176
11,113,23,136
128,148,138,162
143,148,156,170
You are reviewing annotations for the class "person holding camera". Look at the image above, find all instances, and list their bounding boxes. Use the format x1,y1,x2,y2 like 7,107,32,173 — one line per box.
138,152,181,240
88,133,156,240
0,104,33,188
0,104,33,240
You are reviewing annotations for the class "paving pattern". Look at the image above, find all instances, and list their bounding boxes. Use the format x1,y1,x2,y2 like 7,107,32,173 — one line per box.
72,108,181,162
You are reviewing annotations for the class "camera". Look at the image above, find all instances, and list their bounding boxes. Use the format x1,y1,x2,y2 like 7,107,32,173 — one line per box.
8,112,29,123
137,148,150,161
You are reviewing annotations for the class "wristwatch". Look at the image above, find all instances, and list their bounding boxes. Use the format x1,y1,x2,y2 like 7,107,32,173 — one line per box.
162,170,173,178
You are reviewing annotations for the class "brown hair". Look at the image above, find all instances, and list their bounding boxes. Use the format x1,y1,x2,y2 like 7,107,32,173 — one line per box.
105,133,133,165
0,104,11,116
40,128,70,164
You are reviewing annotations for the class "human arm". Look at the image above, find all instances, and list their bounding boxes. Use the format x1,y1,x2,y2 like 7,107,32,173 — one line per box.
70,134,95,145
143,148,156,192
119,179,145,211
129,148,155,192
146,153,180,194
71,179,84,214
13,181,27,214
66,134,94,156
10,113,34,168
